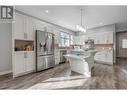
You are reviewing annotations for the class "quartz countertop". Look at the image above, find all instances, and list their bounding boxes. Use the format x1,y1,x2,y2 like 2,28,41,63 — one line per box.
64,54,90,60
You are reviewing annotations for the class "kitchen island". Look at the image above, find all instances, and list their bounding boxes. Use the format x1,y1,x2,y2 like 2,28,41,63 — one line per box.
64,50,97,77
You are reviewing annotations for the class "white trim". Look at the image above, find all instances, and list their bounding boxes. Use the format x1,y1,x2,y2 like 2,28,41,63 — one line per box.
0,70,12,75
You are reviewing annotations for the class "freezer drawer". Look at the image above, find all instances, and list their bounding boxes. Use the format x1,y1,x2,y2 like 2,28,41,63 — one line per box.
37,55,55,71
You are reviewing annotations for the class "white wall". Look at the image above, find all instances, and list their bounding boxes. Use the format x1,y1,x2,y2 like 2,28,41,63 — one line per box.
0,23,12,75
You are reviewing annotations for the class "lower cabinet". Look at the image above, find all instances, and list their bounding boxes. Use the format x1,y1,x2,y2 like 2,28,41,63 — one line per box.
54,50,60,65
13,51,35,77
55,58,60,65
14,52,26,75
26,52,35,72
94,50,113,65
106,50,113,64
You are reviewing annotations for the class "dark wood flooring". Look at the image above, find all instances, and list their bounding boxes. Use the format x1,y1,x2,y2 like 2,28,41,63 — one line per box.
0,58,127,89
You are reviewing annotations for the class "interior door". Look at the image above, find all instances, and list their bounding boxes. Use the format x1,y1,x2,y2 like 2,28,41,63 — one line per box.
46,33,54,55
116,32,127,57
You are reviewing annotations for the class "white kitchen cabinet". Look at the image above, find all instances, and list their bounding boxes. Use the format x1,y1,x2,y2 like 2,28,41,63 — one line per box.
26,17,35,40
14,13,26,40
107,32,113,44
87,31,114,44
73,35,86,45
53,28,60,45
14,13,35,40
54,50,60,65
73,36,78,44
99,33,104,44
26,52,35,72
13,51,35,77
99,32,113,44
106,50,113,64
14,52,26,76
93,36,98,44
94,51,106,62
55,59,60,65
94,50,113,65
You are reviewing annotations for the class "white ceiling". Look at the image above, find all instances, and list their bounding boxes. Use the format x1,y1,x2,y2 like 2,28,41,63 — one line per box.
16,6,127,32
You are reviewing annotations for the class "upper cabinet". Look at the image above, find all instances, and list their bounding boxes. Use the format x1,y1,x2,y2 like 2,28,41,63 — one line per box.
53,27,60,45
26,17,35,40
107,32,113,44
87,31,114,44
73,35,88,45
73,31,114,45
14,13,35,40
14,13,26,40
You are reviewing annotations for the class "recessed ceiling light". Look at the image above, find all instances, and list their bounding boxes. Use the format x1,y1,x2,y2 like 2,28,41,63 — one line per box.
45,10,49,13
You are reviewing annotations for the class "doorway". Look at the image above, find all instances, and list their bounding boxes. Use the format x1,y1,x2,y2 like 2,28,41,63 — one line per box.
116,32,127,58
116,32,127,68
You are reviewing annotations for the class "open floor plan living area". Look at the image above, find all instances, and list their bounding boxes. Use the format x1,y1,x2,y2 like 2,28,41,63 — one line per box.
0,6,127,89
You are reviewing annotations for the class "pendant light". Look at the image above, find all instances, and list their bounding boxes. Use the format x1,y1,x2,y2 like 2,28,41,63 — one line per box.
76,9,86,32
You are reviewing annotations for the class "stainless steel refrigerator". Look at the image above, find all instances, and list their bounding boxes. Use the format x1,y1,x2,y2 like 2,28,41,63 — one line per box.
36,30,55,71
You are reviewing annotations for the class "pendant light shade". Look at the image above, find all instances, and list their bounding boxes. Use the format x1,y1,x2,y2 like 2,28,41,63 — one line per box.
76,9,86,32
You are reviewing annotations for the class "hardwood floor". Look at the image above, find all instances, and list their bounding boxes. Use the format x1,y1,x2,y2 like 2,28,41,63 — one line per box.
0,58,127,89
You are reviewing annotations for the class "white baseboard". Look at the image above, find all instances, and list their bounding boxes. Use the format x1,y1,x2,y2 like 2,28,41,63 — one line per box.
0,70,12,75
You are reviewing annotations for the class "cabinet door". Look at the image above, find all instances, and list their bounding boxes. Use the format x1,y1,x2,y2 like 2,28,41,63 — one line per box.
55,50,60,59
26,52,35,72
108,32,113,44
55,50,60,65
55,59,60,65
14,52,26,75
94,35,98,44
14,13,25,39
73,36,77,44
26,17,35,40
99,33,104,44
106,50,113,64
94,51,106,62
53,28,60,45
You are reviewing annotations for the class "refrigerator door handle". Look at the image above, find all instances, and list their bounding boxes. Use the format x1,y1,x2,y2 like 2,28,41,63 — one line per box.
39,43,43,48
43,42,47,51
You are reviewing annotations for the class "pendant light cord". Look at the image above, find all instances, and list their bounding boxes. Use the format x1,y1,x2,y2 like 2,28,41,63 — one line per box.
81,9,83,26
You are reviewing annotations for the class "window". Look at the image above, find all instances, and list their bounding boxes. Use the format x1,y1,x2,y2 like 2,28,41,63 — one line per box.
60,32,73,47
122,39,127,48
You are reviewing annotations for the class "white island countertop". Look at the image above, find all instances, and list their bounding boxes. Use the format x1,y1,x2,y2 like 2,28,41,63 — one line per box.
64,49,98,77
64,54,90,60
